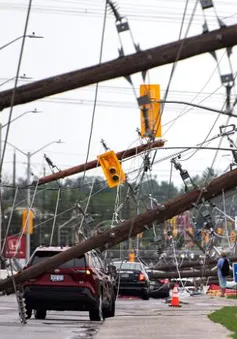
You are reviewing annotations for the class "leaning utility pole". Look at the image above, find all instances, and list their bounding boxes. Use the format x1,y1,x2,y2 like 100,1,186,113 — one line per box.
0,24,237,110
34,139,165,185
1,167,237,291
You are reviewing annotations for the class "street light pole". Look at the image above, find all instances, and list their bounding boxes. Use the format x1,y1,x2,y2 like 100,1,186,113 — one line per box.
26,152,31,262
24,140,63,261
0,137,63,262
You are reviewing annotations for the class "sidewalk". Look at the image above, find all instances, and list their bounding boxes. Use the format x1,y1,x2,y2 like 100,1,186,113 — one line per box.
95,295,237,339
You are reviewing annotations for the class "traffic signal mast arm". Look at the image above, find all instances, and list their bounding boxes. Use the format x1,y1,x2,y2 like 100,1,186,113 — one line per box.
1,166,237,291
0,24,237,110
33,140,165,186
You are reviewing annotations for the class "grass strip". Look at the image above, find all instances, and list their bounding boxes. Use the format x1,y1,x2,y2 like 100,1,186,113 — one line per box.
208,307,237,338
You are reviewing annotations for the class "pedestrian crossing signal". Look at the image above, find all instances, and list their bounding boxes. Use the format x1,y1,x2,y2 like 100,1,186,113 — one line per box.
139,84,161,138
97,150,125,188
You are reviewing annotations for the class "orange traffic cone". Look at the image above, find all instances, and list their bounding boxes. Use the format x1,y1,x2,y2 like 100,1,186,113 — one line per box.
169,285,181,307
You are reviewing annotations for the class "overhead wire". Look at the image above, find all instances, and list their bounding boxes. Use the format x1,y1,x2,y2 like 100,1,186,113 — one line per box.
163,51,228,135
151,0,199,167
161,0,191,115
79,0,107,191
2,1,236,25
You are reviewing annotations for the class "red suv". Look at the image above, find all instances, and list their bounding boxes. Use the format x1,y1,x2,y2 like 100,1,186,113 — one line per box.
23,246,116,321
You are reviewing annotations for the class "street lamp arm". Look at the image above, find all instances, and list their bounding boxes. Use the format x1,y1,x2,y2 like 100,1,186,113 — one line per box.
5,141,27,156
0,34,44,51
1,109,38,128
0,75,33,88
0,77,16,88
31,140,62,156
0,36,24,51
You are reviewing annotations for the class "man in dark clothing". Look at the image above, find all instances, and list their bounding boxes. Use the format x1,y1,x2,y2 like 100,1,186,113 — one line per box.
217,251,229,297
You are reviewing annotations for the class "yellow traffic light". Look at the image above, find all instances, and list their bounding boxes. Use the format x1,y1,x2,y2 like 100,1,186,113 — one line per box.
22,209,33,235
172,228,178,238
216,227,223,235
140,84,161,138
97,150,126,188
230,231,236,243
202,230,209,244
128,250,135,262
169,216,177,227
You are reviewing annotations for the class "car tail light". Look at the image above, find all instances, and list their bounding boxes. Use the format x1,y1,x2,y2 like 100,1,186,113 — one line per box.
138,273,145,281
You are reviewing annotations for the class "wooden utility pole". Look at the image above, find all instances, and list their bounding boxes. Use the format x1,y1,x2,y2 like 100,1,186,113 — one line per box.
151,269,217,279
154,256,237,271
35,139,165,185
1,167,237,291
0,24,237,110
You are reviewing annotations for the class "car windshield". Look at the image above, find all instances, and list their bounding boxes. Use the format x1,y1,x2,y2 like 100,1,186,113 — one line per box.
113,262,142,271
31,251,86,268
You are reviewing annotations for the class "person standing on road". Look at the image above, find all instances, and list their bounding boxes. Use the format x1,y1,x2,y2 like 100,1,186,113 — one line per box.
217,251,230,297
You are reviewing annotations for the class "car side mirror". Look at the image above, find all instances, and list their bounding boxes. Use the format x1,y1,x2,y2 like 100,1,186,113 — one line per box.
107,265,117,278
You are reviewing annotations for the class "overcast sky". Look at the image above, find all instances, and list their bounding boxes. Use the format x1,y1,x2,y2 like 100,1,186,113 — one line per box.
0,0,237,188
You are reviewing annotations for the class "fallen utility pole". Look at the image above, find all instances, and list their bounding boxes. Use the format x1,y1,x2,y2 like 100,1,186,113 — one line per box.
1,167,237,291
154,256,237,271
0,24,237,110
152,269,217,279
34,139,165,186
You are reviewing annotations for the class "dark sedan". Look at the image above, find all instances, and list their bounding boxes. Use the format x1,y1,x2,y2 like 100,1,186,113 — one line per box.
113,261,150,300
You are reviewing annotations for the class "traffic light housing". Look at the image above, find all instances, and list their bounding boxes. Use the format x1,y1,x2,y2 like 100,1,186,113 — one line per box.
172,228,178,238
97,150,126,188
202,230,209,244
139,84,161,138
22,209,33,234
230,230,236,243
216,227,223,235
128,250,135,262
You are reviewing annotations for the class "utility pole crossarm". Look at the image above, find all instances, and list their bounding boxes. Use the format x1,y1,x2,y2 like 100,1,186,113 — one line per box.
0,24,237,110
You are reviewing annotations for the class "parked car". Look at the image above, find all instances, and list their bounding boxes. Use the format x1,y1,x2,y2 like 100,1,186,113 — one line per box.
144,267,170,298
23,246,116,321
149,279,170,299
113,260,150,300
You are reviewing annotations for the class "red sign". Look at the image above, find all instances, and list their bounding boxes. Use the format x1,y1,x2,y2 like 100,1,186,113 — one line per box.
5,235,26,259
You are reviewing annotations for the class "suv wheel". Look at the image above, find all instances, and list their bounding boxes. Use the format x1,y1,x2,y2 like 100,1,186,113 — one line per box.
89,294,103,321
34,309,47,320
141,290,150,300
103,297,115,319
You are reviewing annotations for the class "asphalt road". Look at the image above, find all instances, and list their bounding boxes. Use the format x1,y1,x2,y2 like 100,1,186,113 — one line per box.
0,294,154,339
2,293,235,339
